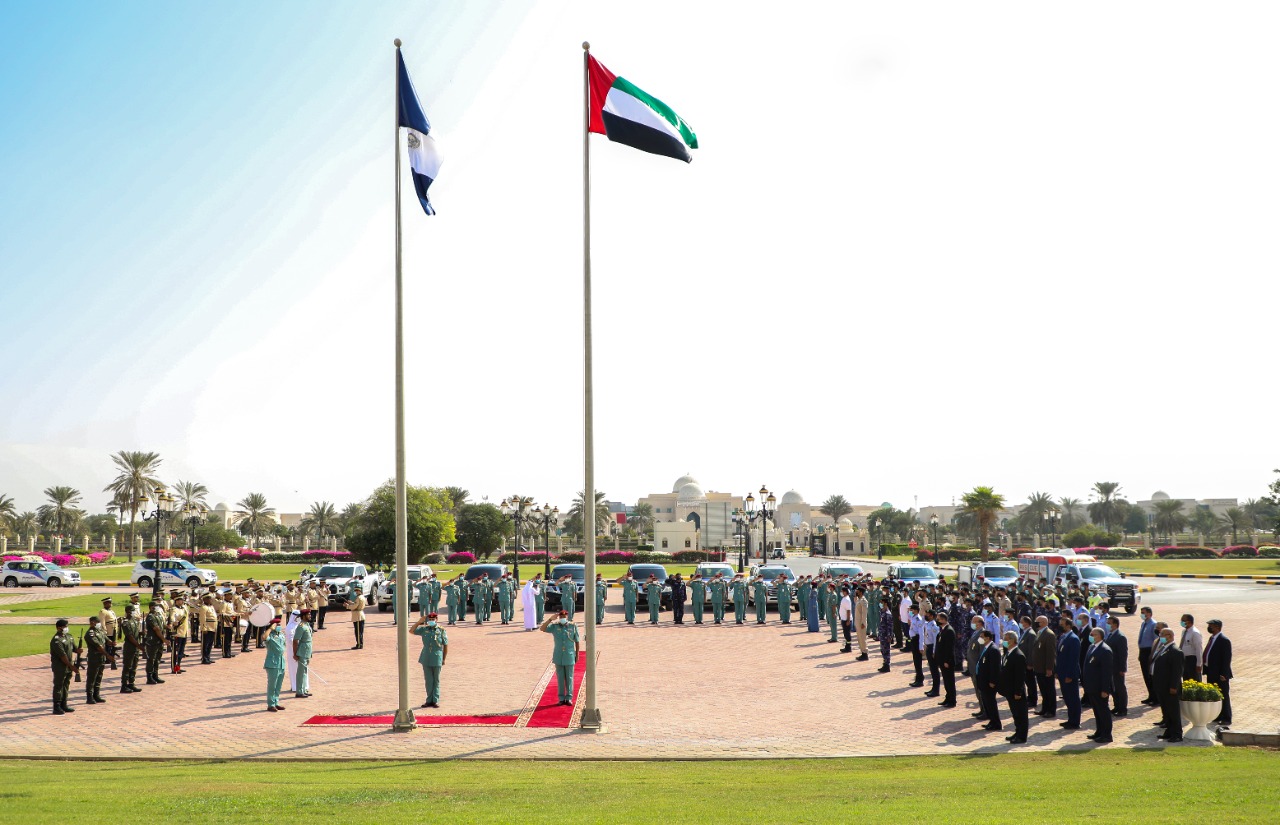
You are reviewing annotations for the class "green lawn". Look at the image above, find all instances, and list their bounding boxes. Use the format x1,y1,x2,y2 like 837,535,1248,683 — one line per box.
0,750,1275,823
74,563,310,582
0,625,89,658
1108,559,1280,576
0,593,130,619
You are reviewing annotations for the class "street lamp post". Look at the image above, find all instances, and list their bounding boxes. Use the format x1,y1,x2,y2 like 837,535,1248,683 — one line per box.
138,486,177,600
1049,508,1059,548
532,504,560,579
744,486,776,564
1148,513,1156,549
732,509,746,572
500,497,532,583
183,504,207,555
930,513,939,565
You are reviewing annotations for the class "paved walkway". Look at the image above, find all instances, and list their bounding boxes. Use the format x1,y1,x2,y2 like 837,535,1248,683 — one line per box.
0,594,1272,760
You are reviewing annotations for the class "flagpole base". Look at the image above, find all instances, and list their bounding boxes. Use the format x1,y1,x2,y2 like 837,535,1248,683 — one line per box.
392,708,418,732
579,706,604,731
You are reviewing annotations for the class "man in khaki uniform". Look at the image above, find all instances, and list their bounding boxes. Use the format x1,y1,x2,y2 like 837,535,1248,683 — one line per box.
98,597,119,671
234,588,251,652
305,585,321,631
347,588,367,650
199,594,220,664
854,587,870,660
219,591,238,659
169,594,189,673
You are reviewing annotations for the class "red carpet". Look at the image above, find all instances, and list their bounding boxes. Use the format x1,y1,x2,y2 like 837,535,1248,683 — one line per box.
302,714,517,727
525,651,586,728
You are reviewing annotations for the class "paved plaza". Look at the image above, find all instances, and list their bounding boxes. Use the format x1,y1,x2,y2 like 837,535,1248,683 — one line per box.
0,580,1274,760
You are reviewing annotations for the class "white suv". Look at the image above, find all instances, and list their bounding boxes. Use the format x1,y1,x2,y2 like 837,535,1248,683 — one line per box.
131,558,218,589
2,559,81,588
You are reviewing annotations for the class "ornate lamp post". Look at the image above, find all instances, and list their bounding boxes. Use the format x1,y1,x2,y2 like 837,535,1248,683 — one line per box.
732,508,747,572
532,503,559,579
500,497,533,583
744,486,776,564
183,504,207,554
930,513,940,565
138,486,177,600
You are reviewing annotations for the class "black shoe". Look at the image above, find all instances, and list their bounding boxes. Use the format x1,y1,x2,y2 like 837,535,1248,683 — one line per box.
1086,733,1098,740
53,706,65,715
1112,710,1128,717
146,679,158,685
840,647,852,653
1008,737,1027,744
940,701,957,708
1060,722,1080,730
268,706,278,712
877,665,891,673
61,704,75,713
924,691,940,698
428,702,439,708
421,702,431,708
983,724,1002,731
94,697,106,704
1092,737,1113,744
1164,736,1182,742
856,654,869,661
908,681,924,688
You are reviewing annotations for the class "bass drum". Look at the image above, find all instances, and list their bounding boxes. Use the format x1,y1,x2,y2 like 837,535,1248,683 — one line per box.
248,602,275,627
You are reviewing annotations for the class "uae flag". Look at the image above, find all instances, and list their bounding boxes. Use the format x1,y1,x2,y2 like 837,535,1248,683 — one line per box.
587,55,697,162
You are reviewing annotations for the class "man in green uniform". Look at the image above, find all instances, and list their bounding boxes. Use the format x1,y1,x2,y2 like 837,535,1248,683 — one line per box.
709,573,727,624
263,617,286,711
645,576,662,624
470,576,485,625
690,573,706,625
595,574,607,625
867,585,881,637
797,576,811,622
826,584,839,642
445,577,460,625
730,574,747,624
776,576,793,624
530,573,546,623
119,605,143,693
752,576,768,624
498,574,514,625
293,609,313,698
622,573,638,624
427,573,442,615
557,575,576,622
416,576,432,618
816,575,829,618
456,577,468,622
540,610,580,705
49,619,76,715
412,612,448,708
84,616,110,704
144,601,166,685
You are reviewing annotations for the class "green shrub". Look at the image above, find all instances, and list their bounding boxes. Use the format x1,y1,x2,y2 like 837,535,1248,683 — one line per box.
1063,526,1121,548
1093,547,1139,559
424,552,444,564
1257,546,1280,559
1180,679,1223,702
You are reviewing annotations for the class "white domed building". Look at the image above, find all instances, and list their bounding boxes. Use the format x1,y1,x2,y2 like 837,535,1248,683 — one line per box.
638,474,742,552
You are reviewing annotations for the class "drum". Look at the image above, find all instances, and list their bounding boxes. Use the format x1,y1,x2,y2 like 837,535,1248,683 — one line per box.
248,602,275,627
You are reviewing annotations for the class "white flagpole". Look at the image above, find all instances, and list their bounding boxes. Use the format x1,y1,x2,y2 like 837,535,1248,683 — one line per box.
580,40,602,731
391,37,416,733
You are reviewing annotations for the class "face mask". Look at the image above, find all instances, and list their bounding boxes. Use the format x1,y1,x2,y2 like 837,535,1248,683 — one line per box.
1001,640,1010,649
426,621,436,627
559,619,568,625
970,622,978,630
1076,619,1086,627
1180,621,1187,628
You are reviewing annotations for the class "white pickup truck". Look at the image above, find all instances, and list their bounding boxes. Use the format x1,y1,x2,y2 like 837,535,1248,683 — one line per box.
312,562,381,606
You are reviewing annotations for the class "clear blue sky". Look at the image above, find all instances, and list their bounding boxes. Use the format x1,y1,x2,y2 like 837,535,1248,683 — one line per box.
3,2,1278,517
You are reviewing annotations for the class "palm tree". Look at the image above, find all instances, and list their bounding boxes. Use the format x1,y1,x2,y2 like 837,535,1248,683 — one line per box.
442,486,470,516
1242,498,1277,532
1187,508,1219,542
234,493,276,549
173,480,210,513
1016,491,1056,534
1218,507,1250,546
1087,482,1124,532
1153,499,1188,543
37,486,83,537
0,493,16,532
818,494,854,551
300,501,340,543
14,512,38,544
569,490,611,538
960,486,1006,562
628,502,655,541
334,502,362,543
1058,497,1084,531
104,450,163,561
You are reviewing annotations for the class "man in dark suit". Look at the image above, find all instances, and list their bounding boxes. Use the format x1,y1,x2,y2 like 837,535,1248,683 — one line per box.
1152,627,1184,742
976,630,1002,731
1104,616,1129,717
1203,619,1233,729
1031,616,1057,717
1136,606,1157,705
1016,616,1038,709
1000,631,1029,744
934,611,957,707
1055,615,1082,729
1082,627,1114,743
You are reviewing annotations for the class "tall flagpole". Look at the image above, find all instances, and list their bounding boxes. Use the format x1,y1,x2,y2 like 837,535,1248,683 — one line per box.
580,40,602,731
391,37,416,733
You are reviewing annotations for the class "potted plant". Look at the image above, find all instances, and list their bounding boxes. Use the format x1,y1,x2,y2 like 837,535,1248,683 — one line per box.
1179,679,1224,741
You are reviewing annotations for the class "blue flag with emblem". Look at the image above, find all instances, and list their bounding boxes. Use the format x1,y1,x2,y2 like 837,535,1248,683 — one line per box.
397,50,442,216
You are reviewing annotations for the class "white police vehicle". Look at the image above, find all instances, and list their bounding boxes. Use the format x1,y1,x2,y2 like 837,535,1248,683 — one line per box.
314,562,381,606
131,558,218,589
692,562,736,601
2,558,82,588
376,564,433,612
884,562,941,588
747,564,798,607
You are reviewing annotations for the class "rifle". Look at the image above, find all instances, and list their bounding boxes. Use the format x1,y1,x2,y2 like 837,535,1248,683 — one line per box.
73,629,84,683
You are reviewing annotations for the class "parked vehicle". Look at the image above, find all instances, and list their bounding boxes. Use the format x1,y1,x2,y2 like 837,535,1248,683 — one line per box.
131,558,218,590
463,563,510,609
546,563,586,610
313,562,380,605
2,558,81,588
692,562,737,601
884,562,941,588
627,563,671,608
818,562,865,579
956,562,1019,589
747,564,797,607
1017,552,1138,612
375,564,433,612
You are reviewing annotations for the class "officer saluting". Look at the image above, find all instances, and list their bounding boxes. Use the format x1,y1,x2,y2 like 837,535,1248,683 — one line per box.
621,573,639,624
690,573,706,625
412,612,448,708
540,610,580,706
730,574,747,625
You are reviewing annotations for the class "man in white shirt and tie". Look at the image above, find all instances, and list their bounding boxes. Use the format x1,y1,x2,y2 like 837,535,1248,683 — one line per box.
1178,613,1204,681
838,588,854,653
